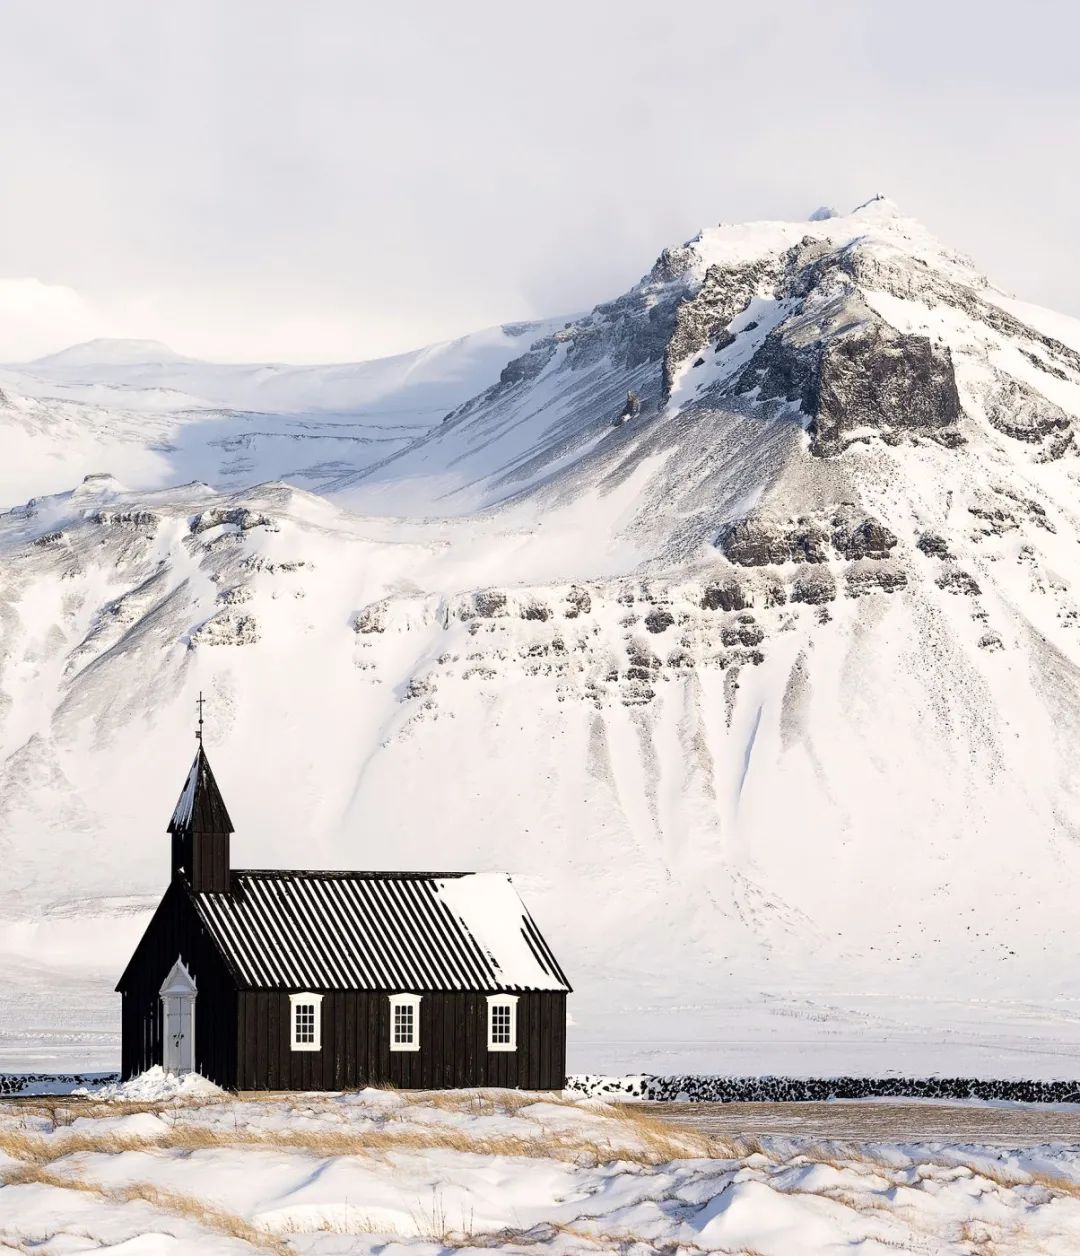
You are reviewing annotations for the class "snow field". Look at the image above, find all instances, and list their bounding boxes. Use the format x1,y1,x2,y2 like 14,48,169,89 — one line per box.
3,1080,1080,1253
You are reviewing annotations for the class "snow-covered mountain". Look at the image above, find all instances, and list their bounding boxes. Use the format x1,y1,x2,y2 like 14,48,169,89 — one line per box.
0,321,562,507
28,338,196,368
7,196,1080,1078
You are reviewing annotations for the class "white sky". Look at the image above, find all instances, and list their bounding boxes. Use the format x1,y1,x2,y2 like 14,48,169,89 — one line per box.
0,0,1075,364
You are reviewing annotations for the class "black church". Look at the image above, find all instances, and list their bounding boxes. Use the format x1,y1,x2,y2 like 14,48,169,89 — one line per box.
116,739,570,1090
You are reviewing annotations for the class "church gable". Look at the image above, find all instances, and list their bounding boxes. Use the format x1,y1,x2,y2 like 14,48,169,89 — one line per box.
115,879,238,994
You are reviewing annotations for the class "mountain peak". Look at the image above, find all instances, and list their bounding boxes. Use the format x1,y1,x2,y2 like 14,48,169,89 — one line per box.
29,338,191,367
850,193,903,218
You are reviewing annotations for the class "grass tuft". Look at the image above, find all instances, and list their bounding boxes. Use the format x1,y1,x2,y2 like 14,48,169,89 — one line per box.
1,1163,289,1254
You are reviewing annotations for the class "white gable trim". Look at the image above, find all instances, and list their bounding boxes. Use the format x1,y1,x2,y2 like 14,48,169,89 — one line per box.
159,956,197,998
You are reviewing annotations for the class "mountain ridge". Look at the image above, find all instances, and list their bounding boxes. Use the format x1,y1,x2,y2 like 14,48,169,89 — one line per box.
26,338,193,367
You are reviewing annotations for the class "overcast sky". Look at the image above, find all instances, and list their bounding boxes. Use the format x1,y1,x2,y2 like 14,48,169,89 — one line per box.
0,0,1075,364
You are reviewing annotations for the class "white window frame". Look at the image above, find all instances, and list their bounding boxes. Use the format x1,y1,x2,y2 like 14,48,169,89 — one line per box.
289,992,323,1052
389,993,421,1052
486,994,518,1052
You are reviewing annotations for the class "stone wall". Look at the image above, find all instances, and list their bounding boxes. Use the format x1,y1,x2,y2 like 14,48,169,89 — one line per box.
0,1072,119,1096
567,1074,1080,1104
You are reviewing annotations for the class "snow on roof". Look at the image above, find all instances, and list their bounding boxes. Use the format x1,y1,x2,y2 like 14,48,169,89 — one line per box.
170,753,200,832
436,872,565,992
189,870,570,993
167,745,234,834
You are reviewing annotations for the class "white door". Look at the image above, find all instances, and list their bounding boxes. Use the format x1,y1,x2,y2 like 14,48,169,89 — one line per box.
162,995,195,1073
159,956,198,1075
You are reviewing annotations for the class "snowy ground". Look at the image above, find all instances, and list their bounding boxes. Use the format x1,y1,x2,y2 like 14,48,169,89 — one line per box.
9,895,1080,1080
3,1078,1080,1254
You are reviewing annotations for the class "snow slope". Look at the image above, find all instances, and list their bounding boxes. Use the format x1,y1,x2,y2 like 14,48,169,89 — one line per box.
0,320,562,507
5,198,1080,1078
29,338,195,367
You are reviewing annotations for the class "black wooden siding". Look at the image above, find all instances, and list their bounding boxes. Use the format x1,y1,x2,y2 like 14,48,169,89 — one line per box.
117,880,239,1086
124,746,570,1091
118,885,568,1092
235,990,566,1091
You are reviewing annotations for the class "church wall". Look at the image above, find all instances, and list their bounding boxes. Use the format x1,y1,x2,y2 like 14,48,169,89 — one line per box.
116,881,238,1087
235,989,567,1091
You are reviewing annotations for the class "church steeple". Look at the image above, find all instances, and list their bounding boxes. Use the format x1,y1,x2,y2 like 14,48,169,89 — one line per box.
168,737,234,895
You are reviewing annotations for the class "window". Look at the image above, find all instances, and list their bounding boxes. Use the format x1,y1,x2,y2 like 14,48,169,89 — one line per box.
389,993,421,1052
289,993,323,1051
486,994,518,1051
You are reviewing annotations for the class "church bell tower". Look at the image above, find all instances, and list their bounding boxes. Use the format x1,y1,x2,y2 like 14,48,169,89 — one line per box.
167,696,234,895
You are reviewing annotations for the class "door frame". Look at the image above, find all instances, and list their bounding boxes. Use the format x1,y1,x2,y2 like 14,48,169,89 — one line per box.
159,956,197,1074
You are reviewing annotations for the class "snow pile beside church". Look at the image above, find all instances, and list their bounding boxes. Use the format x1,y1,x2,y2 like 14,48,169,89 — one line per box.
76,1066,223,1102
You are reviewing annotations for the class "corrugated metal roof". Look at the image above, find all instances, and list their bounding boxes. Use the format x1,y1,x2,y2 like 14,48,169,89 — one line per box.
168,746,234,834
189,870,570,993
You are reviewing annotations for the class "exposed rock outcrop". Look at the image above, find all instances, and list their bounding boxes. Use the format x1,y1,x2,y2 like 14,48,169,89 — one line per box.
718,508,897,566
983,373,1073,458
662,257,777,396
917,533,951,559
190,611,259,646
190,507,275,534
718,517,829,566
812,323,962,456
790,570,837,604
88,509,160,530
936,569,982,597
701,581,750,611
733,285,963,456
846,565,908,597
829,509,898,560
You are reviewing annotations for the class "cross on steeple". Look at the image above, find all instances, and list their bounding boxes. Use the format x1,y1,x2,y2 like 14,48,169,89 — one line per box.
169,712,234,894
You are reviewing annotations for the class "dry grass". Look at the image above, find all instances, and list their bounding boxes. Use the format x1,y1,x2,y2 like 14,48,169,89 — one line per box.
0,1162,289,1254
0,1094,225,1127
407,1087,569,1118
0,1122,695,1169
9,1092,1080,1193
781,1141,1080,1212
597,1100,738,1161
277,1184,478,1246
7,1092,1080,1256
957,1158,1080,1199
791,1139,1080,1201
0,1095,744,1171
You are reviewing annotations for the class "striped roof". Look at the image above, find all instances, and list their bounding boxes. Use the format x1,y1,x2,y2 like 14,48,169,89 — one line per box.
188,870,570,993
